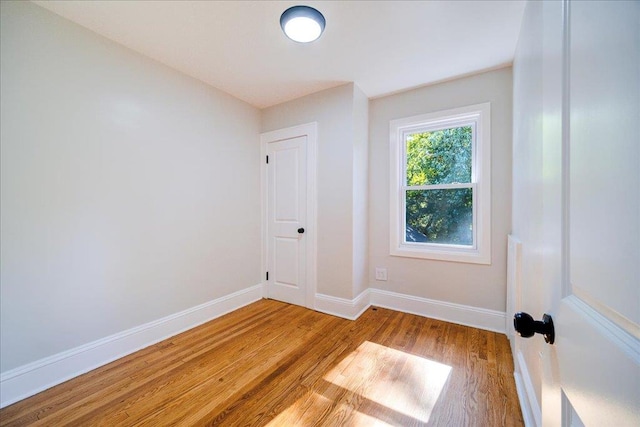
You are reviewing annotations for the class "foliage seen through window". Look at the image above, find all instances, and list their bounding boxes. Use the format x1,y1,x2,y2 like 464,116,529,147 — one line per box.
405,126,473,246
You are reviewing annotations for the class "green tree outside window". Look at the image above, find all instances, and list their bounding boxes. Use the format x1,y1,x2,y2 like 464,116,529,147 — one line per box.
405,126,473,245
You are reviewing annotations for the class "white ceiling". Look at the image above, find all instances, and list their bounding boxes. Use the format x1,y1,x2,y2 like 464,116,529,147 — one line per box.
33,1,526,109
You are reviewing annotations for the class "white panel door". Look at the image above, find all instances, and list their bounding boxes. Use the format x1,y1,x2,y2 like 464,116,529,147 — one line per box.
266,136,308,307
537,1,639,425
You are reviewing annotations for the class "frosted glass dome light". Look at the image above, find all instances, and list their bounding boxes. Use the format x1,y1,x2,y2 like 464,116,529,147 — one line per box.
280,6,326,43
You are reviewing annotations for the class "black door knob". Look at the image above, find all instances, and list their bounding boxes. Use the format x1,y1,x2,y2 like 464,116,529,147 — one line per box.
297,228,305,234
513,312,555,344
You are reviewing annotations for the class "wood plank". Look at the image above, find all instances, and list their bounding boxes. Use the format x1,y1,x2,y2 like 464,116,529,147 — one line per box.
0,301,523,426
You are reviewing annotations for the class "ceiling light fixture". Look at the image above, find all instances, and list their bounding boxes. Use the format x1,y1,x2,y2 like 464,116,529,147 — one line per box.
280,5,326,43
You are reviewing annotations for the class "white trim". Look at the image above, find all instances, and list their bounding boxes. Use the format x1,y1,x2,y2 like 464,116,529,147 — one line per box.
1,283,511,408
507,234,523,341
0,284,263,409
369,288,506,333
514,372,538,427
260,123,318,309
389,102,491,264
314,288,506,334
514,350,542,427
314,289,371,320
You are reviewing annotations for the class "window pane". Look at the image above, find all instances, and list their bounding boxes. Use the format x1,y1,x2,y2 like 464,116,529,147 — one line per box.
405,126,472,185
405,188,473,245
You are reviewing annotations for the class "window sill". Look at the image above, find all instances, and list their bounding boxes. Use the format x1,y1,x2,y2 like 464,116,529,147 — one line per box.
390,245,491,265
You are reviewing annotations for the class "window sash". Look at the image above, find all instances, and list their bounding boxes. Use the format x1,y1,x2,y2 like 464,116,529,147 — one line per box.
402,121,477,186
401,184,477,249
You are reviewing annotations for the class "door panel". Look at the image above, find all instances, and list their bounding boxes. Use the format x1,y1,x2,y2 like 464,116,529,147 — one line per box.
267,136,307,307
274,147,300,221
556,298,639,425
568,0,639,327
274,237,299,286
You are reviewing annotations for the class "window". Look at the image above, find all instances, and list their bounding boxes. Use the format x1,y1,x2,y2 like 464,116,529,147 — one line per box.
390,103,491,264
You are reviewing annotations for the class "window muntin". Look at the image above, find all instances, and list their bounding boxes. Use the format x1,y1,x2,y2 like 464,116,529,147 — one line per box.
390,103,490,264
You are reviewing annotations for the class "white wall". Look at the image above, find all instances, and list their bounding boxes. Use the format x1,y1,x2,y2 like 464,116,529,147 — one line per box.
352,86,370,297
0,1,261,373
368,68,513,311
261,83,369,300
1,0,515,406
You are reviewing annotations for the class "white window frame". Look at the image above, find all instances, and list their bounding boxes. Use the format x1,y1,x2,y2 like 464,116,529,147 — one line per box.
389,102,491,264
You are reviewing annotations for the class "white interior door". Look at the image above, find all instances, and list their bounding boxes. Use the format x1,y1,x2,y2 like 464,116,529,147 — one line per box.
265,133,309,307
538,1,640,425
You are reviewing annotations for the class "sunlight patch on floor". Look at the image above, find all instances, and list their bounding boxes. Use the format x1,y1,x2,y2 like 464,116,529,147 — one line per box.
267,391,331,426
267,341,452,425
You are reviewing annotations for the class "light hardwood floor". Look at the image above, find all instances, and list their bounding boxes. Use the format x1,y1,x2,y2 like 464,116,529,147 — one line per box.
0,299,523,426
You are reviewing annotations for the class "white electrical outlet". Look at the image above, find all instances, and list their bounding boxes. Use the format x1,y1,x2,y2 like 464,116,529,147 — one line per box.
375,268,388,281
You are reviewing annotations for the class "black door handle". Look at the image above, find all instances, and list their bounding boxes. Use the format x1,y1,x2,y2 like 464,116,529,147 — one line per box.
513,312,555,344
298,228,305,234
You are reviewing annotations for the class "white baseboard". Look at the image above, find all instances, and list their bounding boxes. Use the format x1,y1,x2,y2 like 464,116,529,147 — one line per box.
314,289,371,320
369,288,507,333
514,350,542,427
314,287,506,334
0,284,263,409
1,284,508,408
